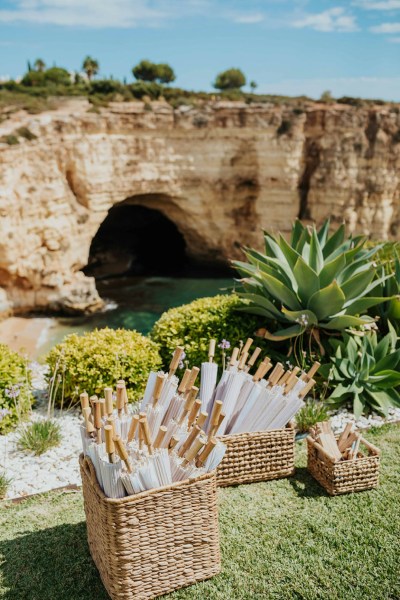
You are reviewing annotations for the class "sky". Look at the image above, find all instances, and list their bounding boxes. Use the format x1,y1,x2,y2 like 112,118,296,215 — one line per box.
0,0,399,100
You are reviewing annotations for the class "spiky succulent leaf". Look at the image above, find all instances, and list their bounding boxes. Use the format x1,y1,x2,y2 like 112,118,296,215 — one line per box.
234,219,395,341
307,281,346,320
325,328,400,416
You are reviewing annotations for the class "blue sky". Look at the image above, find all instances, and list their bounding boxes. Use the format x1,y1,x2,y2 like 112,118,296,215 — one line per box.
0,0,399,100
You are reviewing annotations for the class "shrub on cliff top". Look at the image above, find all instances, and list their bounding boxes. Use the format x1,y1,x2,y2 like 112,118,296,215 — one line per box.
46,328,162,406
0,344,32,434
150,294,276,370
213,68,246,91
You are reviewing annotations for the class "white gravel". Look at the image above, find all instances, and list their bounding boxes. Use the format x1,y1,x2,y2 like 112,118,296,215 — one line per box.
0,362,83,499
330,407,400,434
0,411,83,499
0,362,399,499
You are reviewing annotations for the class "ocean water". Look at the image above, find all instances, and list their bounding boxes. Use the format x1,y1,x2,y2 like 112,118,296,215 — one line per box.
39,276,233,356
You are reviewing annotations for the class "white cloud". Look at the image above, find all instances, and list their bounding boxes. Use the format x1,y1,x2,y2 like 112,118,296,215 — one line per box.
292,7,358,32
231,13,265,24
370,21,400,31
0,0,268,28
353,0,400,9
0,0,213,28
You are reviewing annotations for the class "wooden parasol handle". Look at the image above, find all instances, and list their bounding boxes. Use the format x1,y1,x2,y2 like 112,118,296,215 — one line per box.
247,347,261,369
178,369,191,394
127,414,140,443
113,435,132,473
80,392,89,411
104,425,116,463
229,347,239,367
208,339,216,362
154,425,167,448
241,338,253,357
196,437,217,466
169,346,184,377
104,387,113,416
299,378,316,398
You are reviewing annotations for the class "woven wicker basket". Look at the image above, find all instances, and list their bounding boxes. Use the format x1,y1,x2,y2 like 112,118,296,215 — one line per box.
79,455,221,600
306,435,381,496
216,424,295,487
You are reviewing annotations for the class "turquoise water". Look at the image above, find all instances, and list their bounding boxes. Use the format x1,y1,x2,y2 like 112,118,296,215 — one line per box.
40,276,232,355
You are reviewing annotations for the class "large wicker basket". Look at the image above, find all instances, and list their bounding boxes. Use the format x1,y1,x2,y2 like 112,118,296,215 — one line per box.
216,424,295,487
306,435,381,496
79,455,221,600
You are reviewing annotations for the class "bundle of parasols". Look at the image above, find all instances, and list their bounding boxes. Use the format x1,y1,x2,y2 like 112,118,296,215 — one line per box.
309,421,365,461
80,339,319,498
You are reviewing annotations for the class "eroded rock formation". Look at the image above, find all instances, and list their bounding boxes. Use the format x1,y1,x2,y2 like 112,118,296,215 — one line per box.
0,98,399,313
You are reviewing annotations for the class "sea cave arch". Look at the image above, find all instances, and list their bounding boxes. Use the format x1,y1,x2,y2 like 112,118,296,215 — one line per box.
84,196,194,280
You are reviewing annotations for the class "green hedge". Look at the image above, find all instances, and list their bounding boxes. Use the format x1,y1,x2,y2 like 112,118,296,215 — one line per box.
150,294,276,369
46,328,162,406
0,344,32,433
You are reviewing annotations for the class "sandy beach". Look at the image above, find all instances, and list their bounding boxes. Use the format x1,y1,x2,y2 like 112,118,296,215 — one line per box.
0,317,54,358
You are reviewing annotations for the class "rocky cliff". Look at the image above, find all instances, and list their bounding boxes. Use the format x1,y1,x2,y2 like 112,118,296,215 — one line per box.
0,98,399,314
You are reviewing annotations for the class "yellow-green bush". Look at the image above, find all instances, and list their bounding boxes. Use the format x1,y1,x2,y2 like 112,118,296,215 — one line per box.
150,294,274,369
46,328,161,406
0,344,32,433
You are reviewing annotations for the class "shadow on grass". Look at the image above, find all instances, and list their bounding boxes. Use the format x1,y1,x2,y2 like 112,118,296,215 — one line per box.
0,521,108,600
288,467,329,499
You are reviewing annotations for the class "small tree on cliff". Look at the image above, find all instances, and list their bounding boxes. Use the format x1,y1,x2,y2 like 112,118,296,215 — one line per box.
132,60,159,82
320,90,334,103
213,68,246,91
132,60,175,84
157,63,176,84
82,56,99,81
34,58,46,72
250,80,257,92
44,67,71,85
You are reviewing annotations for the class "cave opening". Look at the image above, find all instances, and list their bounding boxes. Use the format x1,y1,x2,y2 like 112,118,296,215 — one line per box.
84,203,193,280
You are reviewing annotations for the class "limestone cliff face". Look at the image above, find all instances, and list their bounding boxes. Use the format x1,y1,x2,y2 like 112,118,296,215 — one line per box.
0,98,399,313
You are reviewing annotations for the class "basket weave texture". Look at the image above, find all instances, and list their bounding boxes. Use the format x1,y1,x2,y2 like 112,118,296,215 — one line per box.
79,455,221,600
306,435,380,496
216,425,295,487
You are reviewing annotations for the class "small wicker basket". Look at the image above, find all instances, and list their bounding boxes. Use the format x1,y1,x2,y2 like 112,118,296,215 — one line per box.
306,434,381,496
79,455,221,600
216,424,295,487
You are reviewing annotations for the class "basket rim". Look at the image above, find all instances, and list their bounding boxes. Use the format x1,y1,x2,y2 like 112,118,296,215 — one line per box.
80,453,215,506
218,422,295,441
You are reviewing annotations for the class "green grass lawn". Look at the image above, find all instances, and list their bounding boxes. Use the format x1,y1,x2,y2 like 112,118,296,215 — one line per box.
1,425,399,600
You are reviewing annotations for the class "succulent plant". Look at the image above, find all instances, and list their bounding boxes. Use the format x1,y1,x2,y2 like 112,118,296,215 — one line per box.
320,324,400,417
370,246,400,334
233,219,391,344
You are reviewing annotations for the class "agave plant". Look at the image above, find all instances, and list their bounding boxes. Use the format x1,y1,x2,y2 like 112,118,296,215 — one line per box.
233,220,391,345
370,245,400,334
319,324,400,417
